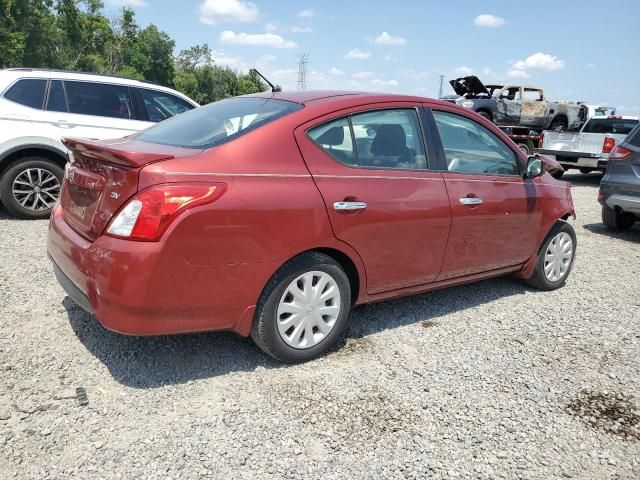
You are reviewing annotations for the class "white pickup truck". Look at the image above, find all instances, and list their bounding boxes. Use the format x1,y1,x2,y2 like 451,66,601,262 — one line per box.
536,116,639,176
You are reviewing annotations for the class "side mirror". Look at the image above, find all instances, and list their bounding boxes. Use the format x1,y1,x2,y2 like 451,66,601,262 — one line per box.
524,156,544,178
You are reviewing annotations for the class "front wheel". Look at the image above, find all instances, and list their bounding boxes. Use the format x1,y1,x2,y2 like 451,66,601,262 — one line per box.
251,252,352,363
525,221,576,291
0,158,64,219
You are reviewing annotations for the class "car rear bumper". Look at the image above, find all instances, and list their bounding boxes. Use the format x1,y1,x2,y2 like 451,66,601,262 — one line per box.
50,258,94,314
602,194,640,214
47,205,265,336
535,149,606,169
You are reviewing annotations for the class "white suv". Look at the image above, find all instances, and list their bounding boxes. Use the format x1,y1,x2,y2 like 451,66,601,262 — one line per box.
0,69,199,219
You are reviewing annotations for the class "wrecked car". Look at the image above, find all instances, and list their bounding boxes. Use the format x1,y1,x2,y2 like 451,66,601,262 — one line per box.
442,76,585,132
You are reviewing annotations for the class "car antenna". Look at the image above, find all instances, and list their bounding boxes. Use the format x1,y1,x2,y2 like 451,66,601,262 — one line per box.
251,69,282,93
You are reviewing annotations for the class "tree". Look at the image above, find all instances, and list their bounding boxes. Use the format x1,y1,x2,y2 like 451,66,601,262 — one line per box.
54,0,113,71
132,25,175,86
174,44,266,103
0,3,267,101
238,70,265,95
0,0,59,68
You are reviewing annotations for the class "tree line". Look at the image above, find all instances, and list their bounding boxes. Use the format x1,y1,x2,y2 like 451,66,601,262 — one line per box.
0,0,266,104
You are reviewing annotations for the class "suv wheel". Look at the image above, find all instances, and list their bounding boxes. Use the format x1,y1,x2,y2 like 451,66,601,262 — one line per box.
251,252,352,363
525,221,577,291
0,158,64,219
602,206,635,231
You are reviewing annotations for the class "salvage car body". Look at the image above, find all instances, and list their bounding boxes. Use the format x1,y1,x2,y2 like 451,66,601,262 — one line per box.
443,76,585,131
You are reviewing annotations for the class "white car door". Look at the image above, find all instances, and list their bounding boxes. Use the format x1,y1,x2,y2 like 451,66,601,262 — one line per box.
40,79,152,142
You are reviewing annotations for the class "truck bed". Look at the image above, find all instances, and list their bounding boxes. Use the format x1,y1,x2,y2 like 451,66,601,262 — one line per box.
540,131,615,155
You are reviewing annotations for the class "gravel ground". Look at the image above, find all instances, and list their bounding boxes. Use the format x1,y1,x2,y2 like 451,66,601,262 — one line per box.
1,172,639,479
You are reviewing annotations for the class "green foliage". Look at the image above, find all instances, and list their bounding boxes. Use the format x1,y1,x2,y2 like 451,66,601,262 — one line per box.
0,2,267,103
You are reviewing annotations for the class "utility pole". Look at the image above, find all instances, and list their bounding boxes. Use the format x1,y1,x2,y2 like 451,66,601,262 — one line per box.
297,54,309,91
438,74,445,98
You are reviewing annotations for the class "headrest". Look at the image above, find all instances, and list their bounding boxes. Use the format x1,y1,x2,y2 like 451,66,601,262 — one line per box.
316,126,344,146
371,124,406,156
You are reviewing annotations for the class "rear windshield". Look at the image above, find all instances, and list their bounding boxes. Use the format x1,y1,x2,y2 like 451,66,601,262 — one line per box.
136,97,302,149
582,118,638,135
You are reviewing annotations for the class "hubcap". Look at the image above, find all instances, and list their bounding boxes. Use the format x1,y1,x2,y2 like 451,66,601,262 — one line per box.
543,232,573,282
12,168,61,212
276,271,341,349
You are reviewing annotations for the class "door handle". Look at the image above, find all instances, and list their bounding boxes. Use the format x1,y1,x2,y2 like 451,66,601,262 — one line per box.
54,120,75,128
333,201,367,211
459,197,483,206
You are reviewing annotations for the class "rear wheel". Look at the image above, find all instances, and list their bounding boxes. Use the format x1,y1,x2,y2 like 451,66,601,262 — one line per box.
602,206,635,231
0,158,64,219
579,168,594,174
251,252,352,363
477,110,492,122
517,143,531,155
525,221,576,291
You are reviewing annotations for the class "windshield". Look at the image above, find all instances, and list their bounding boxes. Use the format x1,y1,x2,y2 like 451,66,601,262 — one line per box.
136,97,303,149
582,118,638,135
486,85,505,97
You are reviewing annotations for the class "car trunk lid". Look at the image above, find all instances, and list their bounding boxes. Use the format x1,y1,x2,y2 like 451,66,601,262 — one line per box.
60,137,198,240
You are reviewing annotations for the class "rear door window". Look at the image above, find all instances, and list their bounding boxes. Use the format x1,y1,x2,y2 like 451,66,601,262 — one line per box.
351,109,427,169
3,79,47,109
138,88,195,122
64,81,134,120
307,118,355,166
308,109,428,170
582,118,638,135
137,97,302,148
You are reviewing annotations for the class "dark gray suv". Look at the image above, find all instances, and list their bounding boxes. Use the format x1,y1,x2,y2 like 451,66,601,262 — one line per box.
599,123,640,230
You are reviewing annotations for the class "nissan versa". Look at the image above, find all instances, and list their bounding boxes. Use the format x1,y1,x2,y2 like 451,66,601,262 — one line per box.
47,91,577,363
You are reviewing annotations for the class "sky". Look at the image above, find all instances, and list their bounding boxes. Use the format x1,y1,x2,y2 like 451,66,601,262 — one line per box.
104,0,640,115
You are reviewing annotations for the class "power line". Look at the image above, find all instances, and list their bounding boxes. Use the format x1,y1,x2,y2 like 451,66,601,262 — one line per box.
297,53,309,91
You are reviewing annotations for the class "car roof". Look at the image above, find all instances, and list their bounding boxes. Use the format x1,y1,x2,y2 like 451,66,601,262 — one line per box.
0,68,197,104
244,89,443,106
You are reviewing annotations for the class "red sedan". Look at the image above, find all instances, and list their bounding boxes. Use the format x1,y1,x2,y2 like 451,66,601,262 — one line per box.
47,91,576,363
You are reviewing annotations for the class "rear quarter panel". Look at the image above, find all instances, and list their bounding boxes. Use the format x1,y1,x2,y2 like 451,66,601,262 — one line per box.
137,116,368,321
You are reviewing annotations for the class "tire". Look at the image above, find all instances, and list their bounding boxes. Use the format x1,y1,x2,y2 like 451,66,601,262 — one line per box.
517,143,531,155
602,206,635,231
0,158,64,219
525,221,577,291
551,170,565,179
251,252,352,363
477,110,492,122
550,118,568,132
579,168,594,174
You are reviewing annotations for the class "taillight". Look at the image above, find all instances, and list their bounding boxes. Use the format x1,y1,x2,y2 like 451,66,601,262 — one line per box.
602,137,616,154
608,145,632,161
106,183,226,241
